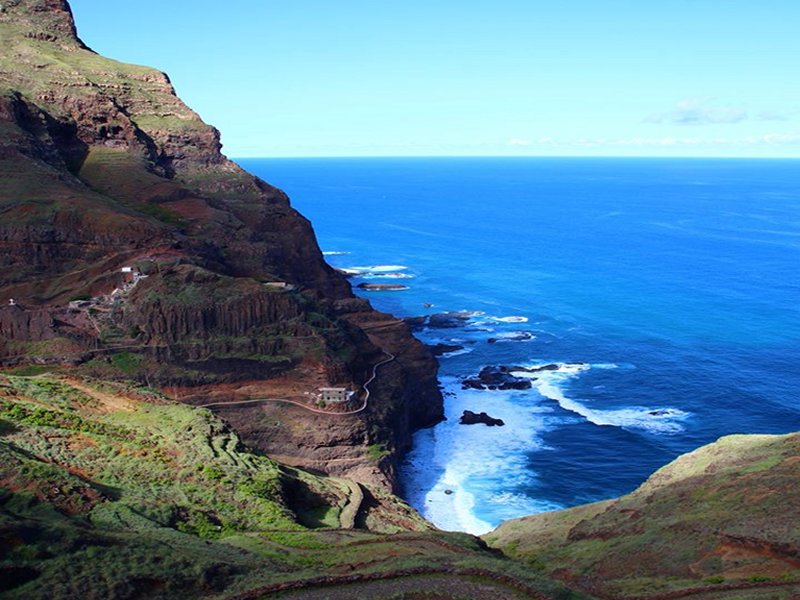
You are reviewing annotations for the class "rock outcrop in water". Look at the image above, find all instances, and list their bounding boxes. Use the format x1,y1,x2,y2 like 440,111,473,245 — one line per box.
459,410,505,426
0,0,442,490
462,366,533,390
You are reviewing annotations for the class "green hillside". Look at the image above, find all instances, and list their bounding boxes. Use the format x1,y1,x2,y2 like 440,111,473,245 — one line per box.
0,373,584,599
485,432,800,599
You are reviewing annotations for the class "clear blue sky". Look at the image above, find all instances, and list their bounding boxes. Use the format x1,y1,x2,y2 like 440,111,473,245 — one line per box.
69,1,800,158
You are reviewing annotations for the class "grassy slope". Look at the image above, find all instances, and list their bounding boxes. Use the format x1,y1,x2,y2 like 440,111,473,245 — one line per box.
0,374,584,600
485,432,800,599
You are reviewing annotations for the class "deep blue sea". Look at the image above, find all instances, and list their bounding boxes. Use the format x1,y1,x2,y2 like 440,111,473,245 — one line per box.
238,157,800,534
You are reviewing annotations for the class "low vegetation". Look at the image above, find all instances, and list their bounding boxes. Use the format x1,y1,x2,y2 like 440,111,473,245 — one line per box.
485,432,800,599
0,374,583,599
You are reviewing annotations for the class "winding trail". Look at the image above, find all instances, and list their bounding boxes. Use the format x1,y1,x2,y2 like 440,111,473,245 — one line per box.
198,350,395,417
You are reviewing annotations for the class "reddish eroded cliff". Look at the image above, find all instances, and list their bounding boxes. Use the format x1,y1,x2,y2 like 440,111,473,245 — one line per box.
0,0,442,490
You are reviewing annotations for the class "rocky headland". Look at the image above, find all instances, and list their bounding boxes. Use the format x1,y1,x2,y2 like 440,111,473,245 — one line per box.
0,0,441,491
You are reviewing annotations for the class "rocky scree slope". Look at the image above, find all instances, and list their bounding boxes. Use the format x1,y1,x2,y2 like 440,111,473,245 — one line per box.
0,0,442,489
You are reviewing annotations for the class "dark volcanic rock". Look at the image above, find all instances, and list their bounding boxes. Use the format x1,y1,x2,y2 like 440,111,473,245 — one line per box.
428,312,474,329
403,316,428,331
462,366,533,391
487,331,535,344
426,343,465,357
459,410,505,427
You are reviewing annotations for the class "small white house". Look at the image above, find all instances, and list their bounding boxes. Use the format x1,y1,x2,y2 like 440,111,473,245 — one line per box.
318,387,353,403
264,281,295,291
121,266,133,273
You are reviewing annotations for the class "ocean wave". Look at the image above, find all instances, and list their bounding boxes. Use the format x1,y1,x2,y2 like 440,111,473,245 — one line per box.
523,363,689,434
357,285,410,292
484,491,562,514
488,331,536,343
509,362,589,378
359,272,415,279
489,315,529,323
441,348,474,358
400,377,557,535
347,264,409,273
322,251,351,255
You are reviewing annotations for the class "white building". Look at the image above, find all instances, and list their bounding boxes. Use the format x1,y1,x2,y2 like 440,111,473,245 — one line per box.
318,387,353,403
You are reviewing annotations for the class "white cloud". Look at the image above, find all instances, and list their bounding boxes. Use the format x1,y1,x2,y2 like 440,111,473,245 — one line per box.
615,133,800,147
645,98,748,125
756,110,792,122
757,132,800,144
508,138,531,146
511,133,800,148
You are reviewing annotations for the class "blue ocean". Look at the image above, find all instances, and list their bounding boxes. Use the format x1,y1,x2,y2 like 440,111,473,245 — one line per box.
239,157,800,535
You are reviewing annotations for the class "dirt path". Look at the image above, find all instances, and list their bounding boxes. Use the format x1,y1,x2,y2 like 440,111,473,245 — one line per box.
65,379,133,412
197,350,396,417
337,480,365,529
229,568,550,600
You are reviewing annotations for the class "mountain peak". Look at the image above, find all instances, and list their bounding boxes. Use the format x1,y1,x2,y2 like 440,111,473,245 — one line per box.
0,0,87,50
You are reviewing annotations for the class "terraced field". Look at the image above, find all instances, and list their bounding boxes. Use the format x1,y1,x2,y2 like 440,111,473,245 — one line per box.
0,373,585,599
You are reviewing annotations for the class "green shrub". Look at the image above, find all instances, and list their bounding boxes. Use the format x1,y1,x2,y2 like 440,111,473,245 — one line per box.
201,465,225,481
111,352,142,374
367,443,389,462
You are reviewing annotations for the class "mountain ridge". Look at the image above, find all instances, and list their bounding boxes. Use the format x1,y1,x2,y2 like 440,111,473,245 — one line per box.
0,0,442,491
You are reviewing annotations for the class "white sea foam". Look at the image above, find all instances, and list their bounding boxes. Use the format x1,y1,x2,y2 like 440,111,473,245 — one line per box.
401,377,559,534
347,264,409,273
490,315,529,323
359,272,415,279
359,285,410,292
489,331,536,343
521,362,689,434
441,348,474,358
322,251,351,255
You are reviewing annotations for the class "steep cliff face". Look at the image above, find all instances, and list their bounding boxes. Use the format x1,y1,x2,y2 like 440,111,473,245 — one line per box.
0,0,442,490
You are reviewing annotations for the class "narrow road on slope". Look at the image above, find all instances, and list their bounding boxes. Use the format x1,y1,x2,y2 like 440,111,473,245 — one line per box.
198,350,395,416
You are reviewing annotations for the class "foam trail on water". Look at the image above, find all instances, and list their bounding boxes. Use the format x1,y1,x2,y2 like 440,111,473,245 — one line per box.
441,348,474,358
513,363,690,434
347,264,408,273
489,331,536,343
401,377,561,535
359,272,415,279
